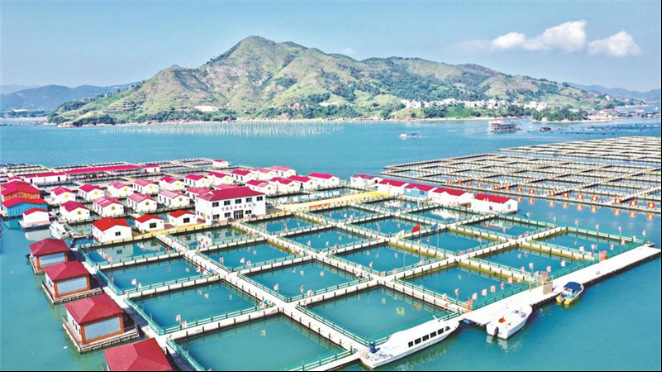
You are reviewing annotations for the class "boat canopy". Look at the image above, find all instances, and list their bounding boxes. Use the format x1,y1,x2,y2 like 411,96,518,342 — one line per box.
565,282,582,291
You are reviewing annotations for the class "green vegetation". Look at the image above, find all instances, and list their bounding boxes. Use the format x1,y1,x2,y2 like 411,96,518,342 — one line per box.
50,36,614,125
532,108,588,122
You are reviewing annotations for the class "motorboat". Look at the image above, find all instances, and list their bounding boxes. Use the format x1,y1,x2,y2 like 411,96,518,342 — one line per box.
556,281,584,305
485,304,533,339
49,222,69,239
360,317,460,369
488,121,520,132
399,133,421,139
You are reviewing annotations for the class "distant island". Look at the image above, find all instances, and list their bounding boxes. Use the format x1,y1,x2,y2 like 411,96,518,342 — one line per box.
28,36,645,126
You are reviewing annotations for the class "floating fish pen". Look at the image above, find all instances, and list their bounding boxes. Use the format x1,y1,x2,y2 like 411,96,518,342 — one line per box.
282,226,374,252
333,242,437,275
172,225,251,250
310,206,378,223
462,216,552,239
80,238,177,267
407,206,476,225
202,240,297,272
406,229,503,255
351,216,430,237
245,214,317,234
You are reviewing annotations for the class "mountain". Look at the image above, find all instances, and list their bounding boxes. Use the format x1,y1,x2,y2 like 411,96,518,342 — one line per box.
1,84,134,112
0,85,38,95
568,83,661,103
50,36,613,125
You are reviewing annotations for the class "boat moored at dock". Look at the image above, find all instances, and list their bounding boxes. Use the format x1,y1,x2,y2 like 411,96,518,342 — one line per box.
485,304,533,340
360,317,460,369
557,282,584,306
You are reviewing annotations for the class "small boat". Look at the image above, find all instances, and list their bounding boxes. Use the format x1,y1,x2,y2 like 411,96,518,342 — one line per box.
488,121,520,133
485,304,533,339
539,127,552,132
556,282,584,305
49,222,69,239
399,133,421,139
360,317,460,369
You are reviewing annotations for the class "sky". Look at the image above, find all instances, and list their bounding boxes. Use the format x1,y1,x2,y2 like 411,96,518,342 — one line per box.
1,0,660,91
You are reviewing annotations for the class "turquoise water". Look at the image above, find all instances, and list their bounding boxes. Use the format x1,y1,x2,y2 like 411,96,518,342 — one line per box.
83,239,171,264
1,120,660,370
204,241,292,270
102,258,199,291
286,228,368,251
364,199,424,212
337,244,435,273
173,227,248,249
354,217,429,236
411,207,474,224
246,261,355,299
466,217,547,237
537,231,628,253
132,282,258,330
247,216,315,233
312,207,376,222
408,230,488,253
178,315,343,370
482,246,582,274
307,286,450,342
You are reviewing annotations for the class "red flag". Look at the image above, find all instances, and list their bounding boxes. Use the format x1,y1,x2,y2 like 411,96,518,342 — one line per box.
412,224,421,233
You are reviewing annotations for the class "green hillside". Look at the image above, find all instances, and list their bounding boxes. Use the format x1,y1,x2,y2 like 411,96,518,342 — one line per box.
49,36,614,125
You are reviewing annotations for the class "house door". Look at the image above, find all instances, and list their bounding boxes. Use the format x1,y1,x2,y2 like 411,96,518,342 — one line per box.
233,210,244,219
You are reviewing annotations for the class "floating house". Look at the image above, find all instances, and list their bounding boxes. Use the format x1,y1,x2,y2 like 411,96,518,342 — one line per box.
230,169,255,183
350,174,383,188
158,177,185,191
430,188,474,206
141,164,160,174
377,179,408,195
1,197,48,217
207,172,234,186
269,177,298,193
186,187,211,201
127,193,157,213
134,215,164,233
93,197,125,217
212,159,229,168
133,179,159,195
107,182,133,198
404,183,437,198
60,201,91,222
50,186,76,204
103,338,173,371
42,261,92,301
250,168,277,181
309,173,340,188
472,194,518,214
288,175,318,191
63,294,128,348
246,180,277,195
1,180,40,202
29,238,70,272
22,208,50,227
22,171,68,185
168,209,197,227
184,174,210,188
78,184,104,201
195,187,265,222
269,165,296,178
158,190,190,209
92,218,132,243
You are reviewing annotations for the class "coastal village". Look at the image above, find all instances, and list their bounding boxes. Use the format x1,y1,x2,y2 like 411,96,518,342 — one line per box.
0,137,659,371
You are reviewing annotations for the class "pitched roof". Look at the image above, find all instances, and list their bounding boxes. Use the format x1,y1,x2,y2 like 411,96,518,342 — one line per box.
61,201,88,212
23,207,48,216
43,261,89,282
92,218,130,232
246,180,270,187
23,171,66,178
128,193,153,203
1,182,40,196
207,172,229,178
184,174,206,181
269,165,292,171
134,179,156,187
432,187,470,196
158,190,184,199
270,177,293,185
108,182,128,189
231,169,251,176
104,338,172,371
159,176,178,184
379,179,408,187
2,197,47,208
94,196,122,207
29,238,69,257
135,214,163,223
475,193,512,204
79,184,103,193
64,294,123,325
405,183,436,191
309,172,336,180
169,210,195,218
251,168,273,174
352,174,379,180
198,187,263,201
288,175,311,183
51,186,74,196
213,159,226,163
215,184,240,190
186,187,210,196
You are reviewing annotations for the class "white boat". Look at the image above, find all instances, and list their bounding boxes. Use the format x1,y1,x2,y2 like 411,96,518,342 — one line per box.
399,133,421,139
488,121,520,133
360,317,460,369
485,304,532,339
49,222,69,239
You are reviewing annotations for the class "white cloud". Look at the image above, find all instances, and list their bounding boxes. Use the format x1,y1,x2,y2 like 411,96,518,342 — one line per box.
587,31,641,57
490,20,587,52
491,32,527,50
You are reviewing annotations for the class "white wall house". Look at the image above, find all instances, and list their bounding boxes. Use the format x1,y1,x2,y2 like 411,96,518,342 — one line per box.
141,164,160,174
93,197,125,217
377,179,408,195
22,208,50,226
230,169,255,183
269,166,296,178
133,179,159,195
168,210,197,227
212,159,229,168
246,180,277,196
207,172,234,186
269,177,299,194
60,201,90,222
78,184,104,201
250,168,277,181
107,182,133,198
308,173,340,188
158,190,190,209
23,172,68,185
127,193,157,213
92,218,132,243
186,187,211,201
471,194,518,214
184,174,210,188
50,187,76,205
287,175,318,191
134,215,164,232
195,187,266,222
350,174,383,189
159,177,185,191
430,188,474,206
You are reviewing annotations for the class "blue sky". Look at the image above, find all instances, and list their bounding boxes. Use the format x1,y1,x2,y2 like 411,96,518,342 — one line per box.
1,0,660,91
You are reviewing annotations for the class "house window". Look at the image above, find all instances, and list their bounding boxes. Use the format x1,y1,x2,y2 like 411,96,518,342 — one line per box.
149,222,157,229
246,197,252,203
257,196,264,201
235,198,242,204
224,200,231,206
115,231,121,236
212,202,219,207
183,217,190,223
224,212,231,218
